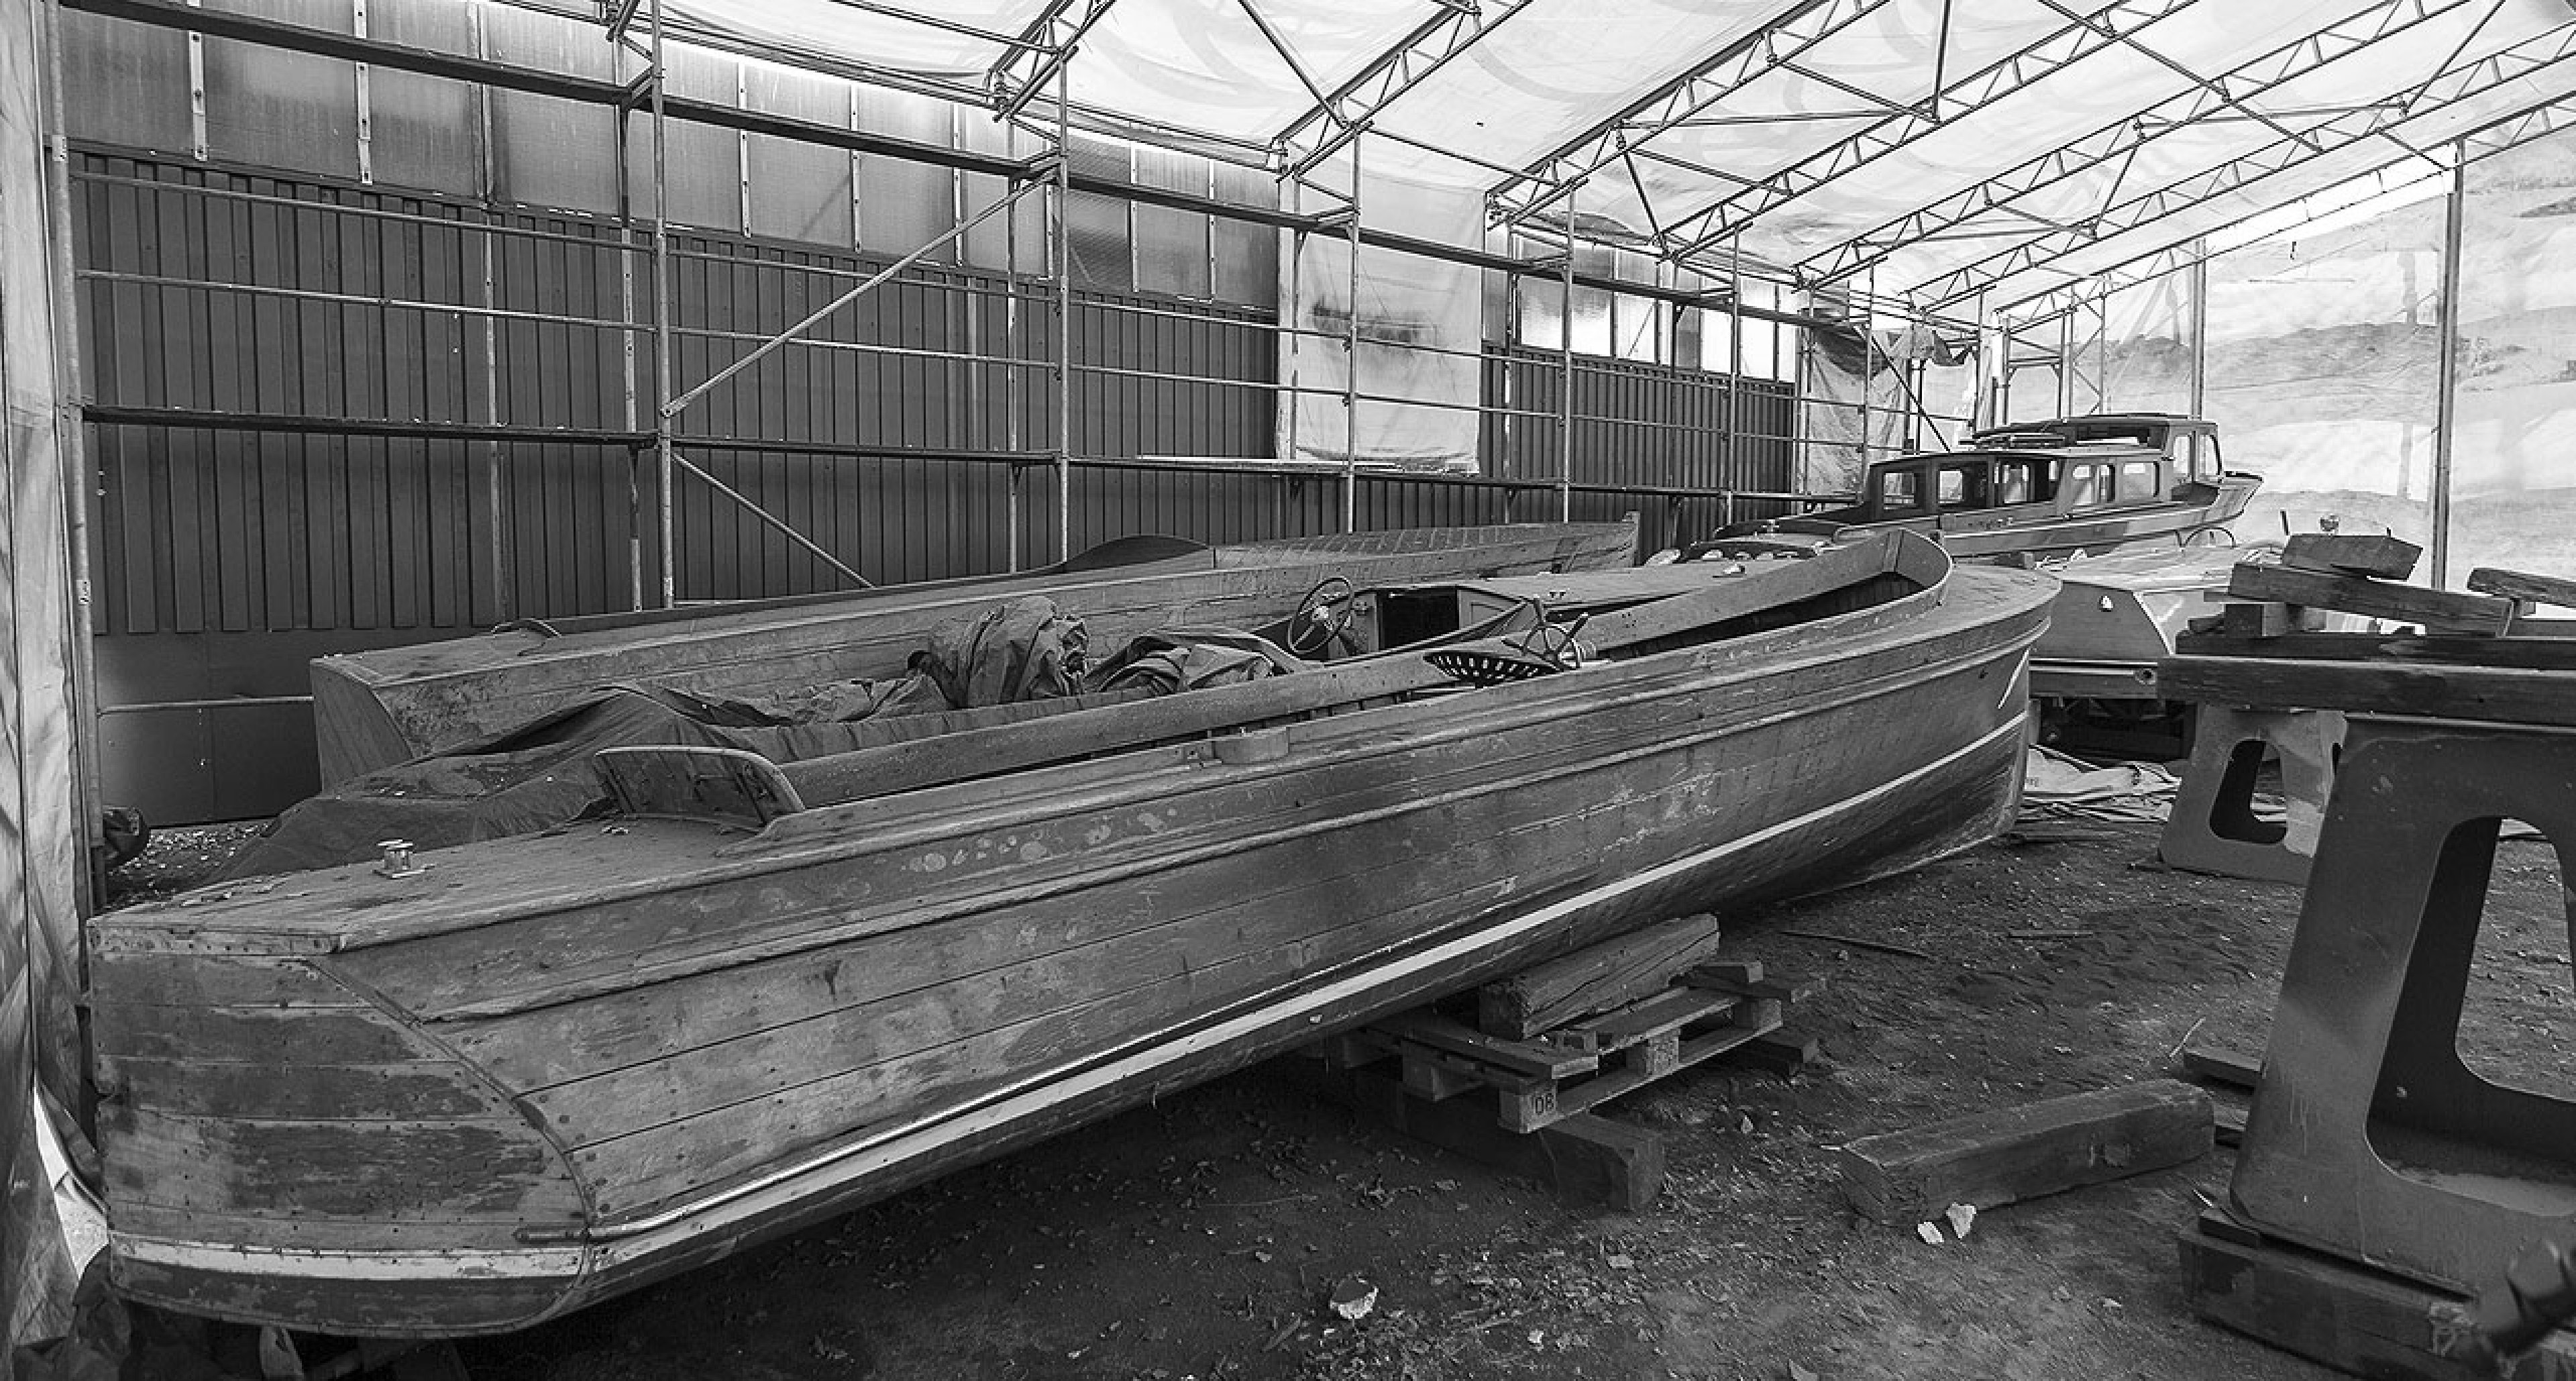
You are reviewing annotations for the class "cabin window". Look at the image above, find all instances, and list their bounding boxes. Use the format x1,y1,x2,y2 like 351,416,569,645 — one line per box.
2119,460,2160,500
1936,464,1988,509
2185,433,2224,482
2065,463,2110,509
1994,461,2035,505
1878,469,1924,513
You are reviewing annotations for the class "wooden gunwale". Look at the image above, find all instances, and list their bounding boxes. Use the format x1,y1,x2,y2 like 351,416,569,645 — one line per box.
107,558,2019,959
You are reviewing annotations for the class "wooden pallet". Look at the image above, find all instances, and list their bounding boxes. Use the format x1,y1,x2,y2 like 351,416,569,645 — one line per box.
2180,1209,2576,1380
1341,961,1802,1133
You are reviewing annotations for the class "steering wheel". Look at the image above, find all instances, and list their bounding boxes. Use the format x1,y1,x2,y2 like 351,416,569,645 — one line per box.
1285,575,1357,658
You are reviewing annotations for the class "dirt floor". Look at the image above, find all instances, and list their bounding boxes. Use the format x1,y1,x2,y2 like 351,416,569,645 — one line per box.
103,811,2575,1381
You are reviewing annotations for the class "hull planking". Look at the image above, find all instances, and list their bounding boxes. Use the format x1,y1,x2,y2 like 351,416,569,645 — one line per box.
94,537,2052,1336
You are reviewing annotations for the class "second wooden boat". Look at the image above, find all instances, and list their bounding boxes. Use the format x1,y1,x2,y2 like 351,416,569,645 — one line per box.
90,529,2052,1337
309,520,1642,784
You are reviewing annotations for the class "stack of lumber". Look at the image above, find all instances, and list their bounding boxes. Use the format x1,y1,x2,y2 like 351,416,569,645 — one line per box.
2163,538,2576,725
1299,913,1817,1210
2193,533,2534,639
1335,913,1816,1134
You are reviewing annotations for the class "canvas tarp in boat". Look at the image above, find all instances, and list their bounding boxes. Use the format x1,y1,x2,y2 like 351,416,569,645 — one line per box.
219,597,1301,878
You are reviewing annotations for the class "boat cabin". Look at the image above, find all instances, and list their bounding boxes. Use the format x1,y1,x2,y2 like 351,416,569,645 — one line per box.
1859,413,2227,525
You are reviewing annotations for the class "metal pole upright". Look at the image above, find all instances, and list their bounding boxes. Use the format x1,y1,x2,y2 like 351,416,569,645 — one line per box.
2432,144,2465,589
1005,130,1022,572
1054,60,1072,562
1342,137,1359,533
1558,186,1574,523
613,17,641,609
2188,245,2208,420
649,0,676,606
40,0,102,913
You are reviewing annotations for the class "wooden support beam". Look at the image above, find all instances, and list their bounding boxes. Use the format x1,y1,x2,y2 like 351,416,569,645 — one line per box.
1287,1062,1666,1211
2226,564,2519,636
2468,566,2576,612
2281,533,2422,580
1475,912,1725,1039
2160,655,2576,727
1833,1080,2212,1225
2181,1042,2261,1092
2180,1211,2576,1378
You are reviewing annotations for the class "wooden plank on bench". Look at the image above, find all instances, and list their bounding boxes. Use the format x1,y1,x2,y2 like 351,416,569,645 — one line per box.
2226,564,2518,636
2282,533,2422,580
2160,655,2576,725
1833,1079,2213,1225
2468,566,2576,612
1476,911,1726,1040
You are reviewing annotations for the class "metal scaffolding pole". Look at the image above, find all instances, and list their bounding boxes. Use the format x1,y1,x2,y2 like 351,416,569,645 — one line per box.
1342,136,1360,533
649,0,676,608
1053,59,1073,562
41,0,101,913
1558,184,1574,524
2432,142,2465,589
1005,134,1023,572
613,21,643,611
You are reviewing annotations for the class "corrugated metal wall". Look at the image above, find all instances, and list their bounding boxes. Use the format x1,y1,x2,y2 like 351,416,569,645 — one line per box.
78,150,1794,823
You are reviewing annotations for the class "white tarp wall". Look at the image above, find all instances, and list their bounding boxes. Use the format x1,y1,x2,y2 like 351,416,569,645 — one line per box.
2451,131,2576,592
2201,188,2447,554
1278,164,1483,470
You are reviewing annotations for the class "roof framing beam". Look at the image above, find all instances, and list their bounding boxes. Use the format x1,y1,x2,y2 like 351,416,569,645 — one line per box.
1797,0,2486,286
989,0,1118,122
1660,0,2202,261
1490,0,1896,229
1920,15,2576,308
1275,0,1541,180
2002,91,2576,320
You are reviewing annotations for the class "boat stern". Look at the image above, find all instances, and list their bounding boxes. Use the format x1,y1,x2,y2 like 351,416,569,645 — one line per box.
85,925,596,1337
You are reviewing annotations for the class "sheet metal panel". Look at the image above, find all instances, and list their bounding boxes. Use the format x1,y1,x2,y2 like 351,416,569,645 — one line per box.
81,153,1781,820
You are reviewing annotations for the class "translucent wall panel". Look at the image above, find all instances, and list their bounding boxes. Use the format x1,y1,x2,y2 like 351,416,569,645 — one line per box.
2449,131,2576,595
745,65,855,246
2203,189,2445,552
62,10,191,154
202,0,358,181
2100,273,2195,417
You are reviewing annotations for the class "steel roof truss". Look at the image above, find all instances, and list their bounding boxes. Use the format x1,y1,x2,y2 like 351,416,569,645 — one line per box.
1799,0,2486,286
1659,0,2203,261
1949,25,2576,309
1489,0,1898,227
1279,0,1541,178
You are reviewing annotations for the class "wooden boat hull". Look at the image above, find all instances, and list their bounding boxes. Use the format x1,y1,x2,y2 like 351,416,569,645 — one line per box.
1718,475,2257,562
92,550,2051,1337
310,521,1641,784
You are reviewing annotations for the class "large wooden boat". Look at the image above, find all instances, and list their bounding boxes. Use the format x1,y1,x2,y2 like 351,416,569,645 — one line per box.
1703,413,2257,561
89,529,2052,1337
309,520,1643,784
